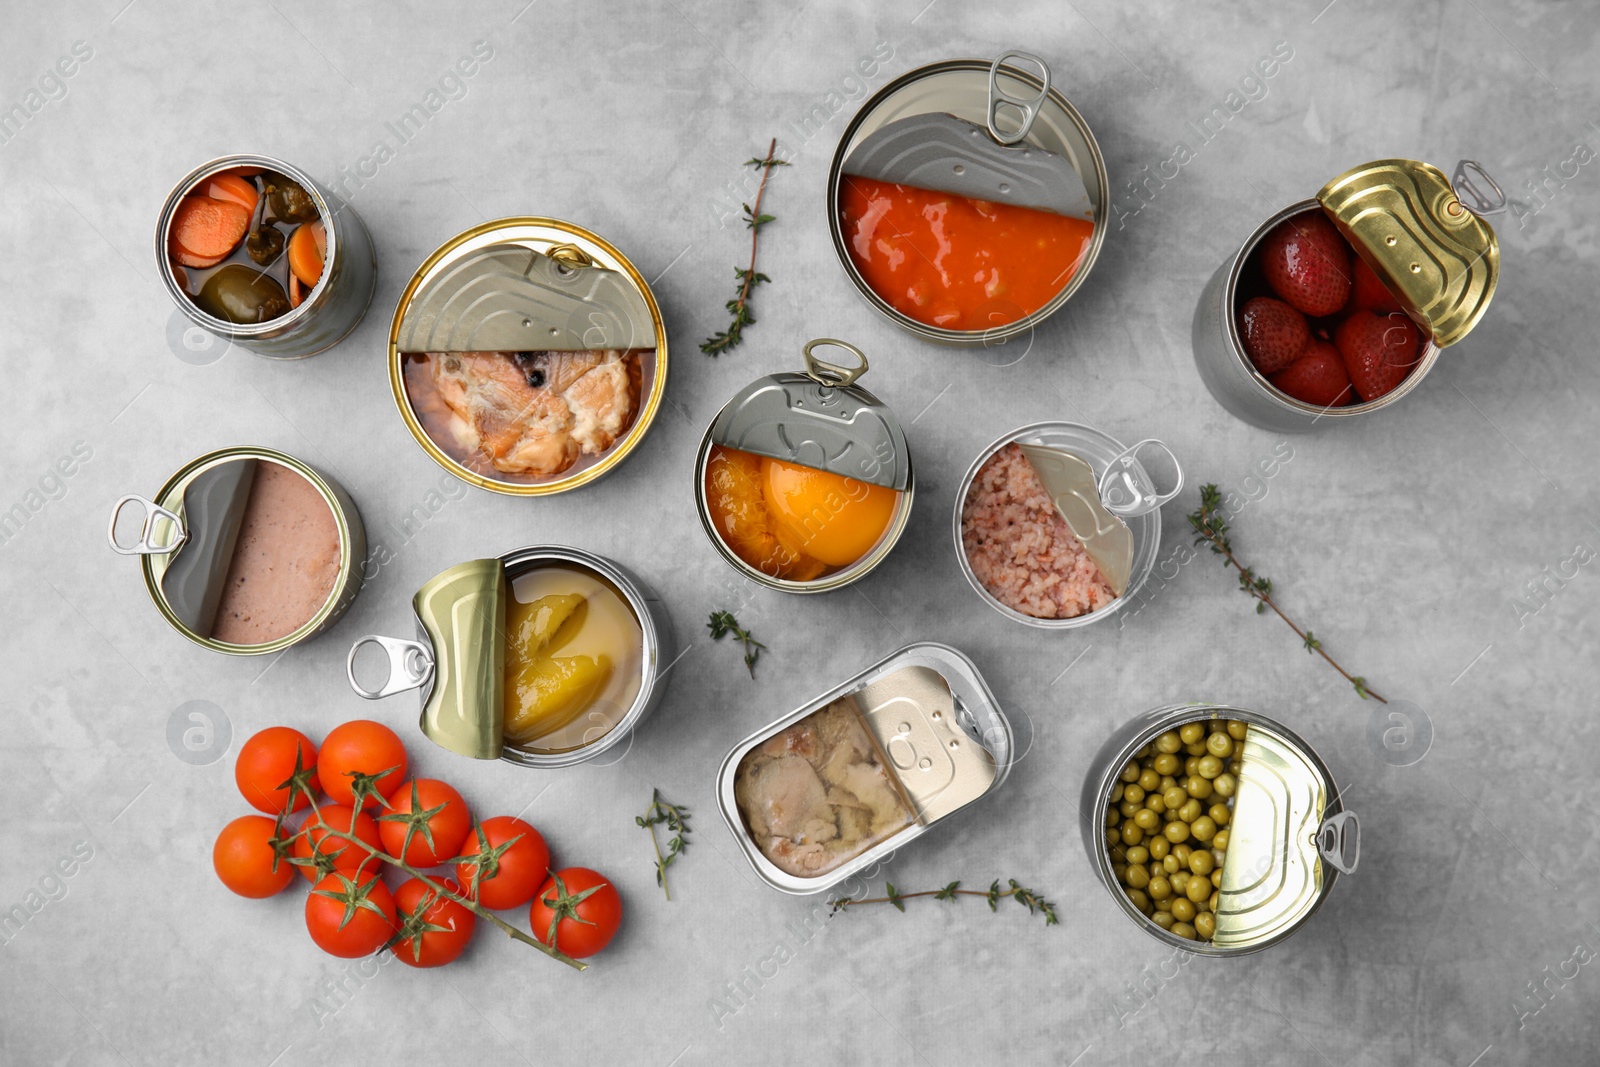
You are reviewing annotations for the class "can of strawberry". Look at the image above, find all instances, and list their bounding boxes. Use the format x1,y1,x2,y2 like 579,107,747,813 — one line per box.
1191,159,1505,432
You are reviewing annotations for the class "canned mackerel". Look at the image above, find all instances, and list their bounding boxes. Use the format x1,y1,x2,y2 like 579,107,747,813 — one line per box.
108,447,366,655
1192,158,1504,432
829,50,1108,345
158,155,377,359
718,642,1012,895
696,339,913,593
955,422,1181,628
347,545,670,768
390,218,667,496
1081,705,1359,954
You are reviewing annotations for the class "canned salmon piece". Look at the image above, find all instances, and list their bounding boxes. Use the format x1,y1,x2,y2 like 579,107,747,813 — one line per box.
695,339,914,593
108,447,365,655
717,642,1013,895
157,155,377,359
390,218,667,495
829,52,1109,347
346,545,671,769
1193,157,1504,432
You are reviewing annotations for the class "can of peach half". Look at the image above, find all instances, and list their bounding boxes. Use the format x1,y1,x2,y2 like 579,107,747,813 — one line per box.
1192,159,1504,433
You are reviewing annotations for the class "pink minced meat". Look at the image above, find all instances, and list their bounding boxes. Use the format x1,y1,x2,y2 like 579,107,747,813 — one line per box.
960,443,1117,619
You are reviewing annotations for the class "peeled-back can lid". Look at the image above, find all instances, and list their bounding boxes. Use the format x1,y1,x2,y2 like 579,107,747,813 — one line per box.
414,558,506,760
853,664,997,824
708,338,910,491
1317,158,1500,348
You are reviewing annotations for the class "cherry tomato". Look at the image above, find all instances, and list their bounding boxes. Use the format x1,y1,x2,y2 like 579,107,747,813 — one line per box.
378,779,472,867
529,867,622,959
235,726,319,814
290,804,382,883
317,720,409,811
391,877,476,968
213,815,295,898
455,816,550,911
305,872,397,958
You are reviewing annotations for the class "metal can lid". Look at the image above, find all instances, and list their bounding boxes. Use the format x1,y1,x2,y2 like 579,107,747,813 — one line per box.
854,664,998,825
1317,158,1500,348
412,558,507,760
708,338,910,491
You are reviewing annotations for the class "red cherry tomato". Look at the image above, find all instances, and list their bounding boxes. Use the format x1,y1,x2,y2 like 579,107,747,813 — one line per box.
235,726,319,814
529,867,622,959
378,779,472,867
305,872,396,958
391,877,476,968
291,804,382,882
455,816,551,911
213,815,295,898
317,720,408,811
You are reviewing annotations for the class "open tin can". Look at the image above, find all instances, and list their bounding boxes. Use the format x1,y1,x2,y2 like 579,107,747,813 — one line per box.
954,421,1181,628
1081,704,1358,955
1192,158,1504,432
718,642,1012,895
157,154,377,359
346,545,670,768
389,218,667,495
695,338,914,593
829,51,1108,346
108,447,366,655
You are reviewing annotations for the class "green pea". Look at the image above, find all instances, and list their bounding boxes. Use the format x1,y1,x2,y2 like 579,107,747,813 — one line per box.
1190,816,1218,843
1179,723,1204,745
1171,921,1197,940
1154,731,1182,754
1206,733,1234,758
1197,755,1223,779
1164,821,1190,844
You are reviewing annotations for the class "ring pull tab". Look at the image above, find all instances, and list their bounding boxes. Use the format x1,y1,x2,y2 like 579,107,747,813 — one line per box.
545,242,596,275
347,635,435,700
1451,160,1507,217
987,50,1050,146
1099,439,1183,518
802,337,869,389
108,495,188,556
1315,810,1360,875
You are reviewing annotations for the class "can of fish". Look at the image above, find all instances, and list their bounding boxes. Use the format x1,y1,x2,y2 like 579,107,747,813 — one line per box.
954,421,1182,628
1081,704,1359,955
1192,158,1504,432
108,447,366,655
389,218,667,495
346,545,671,768
718,642,1013,895
157,154,377,359
828,50,1108,346
695,338,914,593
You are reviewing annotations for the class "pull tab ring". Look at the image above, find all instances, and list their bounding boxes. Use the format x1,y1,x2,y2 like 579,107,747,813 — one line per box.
347,635,435,699
108,495,187,556
802,337,869,389
1099,439,1183,518
1452,160,1507,216
1316,809,1360,875
545,242,595,275
987,50,1051,146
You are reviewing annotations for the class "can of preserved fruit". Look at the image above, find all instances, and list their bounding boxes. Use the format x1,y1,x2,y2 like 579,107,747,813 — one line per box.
157,154,377,359
108,446,366,655
1081,704,1359,955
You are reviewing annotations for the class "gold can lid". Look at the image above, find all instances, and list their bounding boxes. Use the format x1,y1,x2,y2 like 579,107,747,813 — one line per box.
414,559,507,760
854,665,997,824
1317,158,1499,348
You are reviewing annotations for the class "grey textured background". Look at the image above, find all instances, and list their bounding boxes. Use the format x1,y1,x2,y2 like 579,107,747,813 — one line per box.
2,1,1597,1065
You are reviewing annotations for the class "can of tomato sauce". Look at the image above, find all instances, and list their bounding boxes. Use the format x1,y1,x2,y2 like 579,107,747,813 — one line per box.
828,51,1108,346
157,155,376,359
1192,159,1504,432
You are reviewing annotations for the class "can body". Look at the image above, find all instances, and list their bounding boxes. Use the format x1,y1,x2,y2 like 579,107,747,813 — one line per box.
157,155,377,360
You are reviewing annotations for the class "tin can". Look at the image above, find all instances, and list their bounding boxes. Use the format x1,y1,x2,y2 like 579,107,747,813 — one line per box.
695,338,914,593
347,545,671,768
717,642,1012,895
108,447,366,655
389,218,667,496
828,52,1108,346
157,154,377,359
1080,704,1359,955
1193,158,1504,432
954,421,1181,629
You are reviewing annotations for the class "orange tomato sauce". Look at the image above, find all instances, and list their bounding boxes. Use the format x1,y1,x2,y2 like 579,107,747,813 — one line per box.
838,175,1094,332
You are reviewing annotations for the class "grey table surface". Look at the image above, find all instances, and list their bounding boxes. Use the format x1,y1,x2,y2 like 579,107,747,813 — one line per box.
3,1,1598,1064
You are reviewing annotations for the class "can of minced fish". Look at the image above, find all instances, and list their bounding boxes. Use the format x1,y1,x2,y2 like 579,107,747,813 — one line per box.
108,447,366,655
157,154,377,359
1080,704,1359,955
389,218,668,496
828,50,1108,347
1191,158,1503,432
347,545,672,769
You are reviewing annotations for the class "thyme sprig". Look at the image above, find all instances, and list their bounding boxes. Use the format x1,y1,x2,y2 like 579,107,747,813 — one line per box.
707,609,766,678
637,789,692,900
830,879,1059,926
1187,483,1385,703
701,138,787,356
